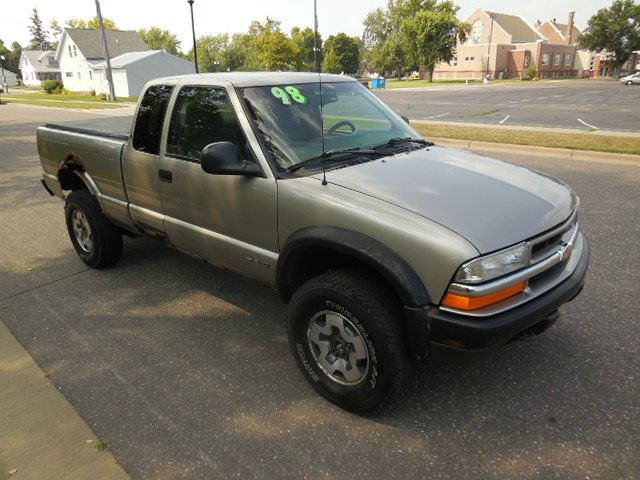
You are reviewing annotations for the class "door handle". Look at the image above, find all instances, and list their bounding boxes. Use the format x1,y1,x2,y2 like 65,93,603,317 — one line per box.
159,170,173,183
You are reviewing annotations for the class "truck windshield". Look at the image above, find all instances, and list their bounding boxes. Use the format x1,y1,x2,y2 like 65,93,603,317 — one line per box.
241,81,422,171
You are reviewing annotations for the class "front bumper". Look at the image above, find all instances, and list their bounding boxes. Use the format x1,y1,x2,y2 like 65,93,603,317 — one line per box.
427,235,590,350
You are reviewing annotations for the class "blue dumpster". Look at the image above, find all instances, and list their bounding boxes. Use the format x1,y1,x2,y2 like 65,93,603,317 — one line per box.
379,77,386,89
371,78,380,89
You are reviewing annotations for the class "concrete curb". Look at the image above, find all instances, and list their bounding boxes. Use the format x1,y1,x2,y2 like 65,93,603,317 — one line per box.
430,137,640,166
0,321,131,480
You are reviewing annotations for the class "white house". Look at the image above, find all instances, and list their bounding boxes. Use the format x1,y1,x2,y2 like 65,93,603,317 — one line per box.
56,28,150,92
91,50,195,98
19,50,61,86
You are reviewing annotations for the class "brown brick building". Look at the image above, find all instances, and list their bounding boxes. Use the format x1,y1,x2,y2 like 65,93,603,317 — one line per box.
433,9,578,80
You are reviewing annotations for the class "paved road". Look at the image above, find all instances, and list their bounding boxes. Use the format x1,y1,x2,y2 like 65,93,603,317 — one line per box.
377,79,640,133
1,104,639,480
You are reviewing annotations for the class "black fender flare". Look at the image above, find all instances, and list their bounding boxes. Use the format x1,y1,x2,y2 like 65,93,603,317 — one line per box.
276,226,431,307
276,227,432,361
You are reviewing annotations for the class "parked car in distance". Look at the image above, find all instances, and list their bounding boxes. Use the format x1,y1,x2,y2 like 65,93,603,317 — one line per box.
620,72,640,85
37,72,589,414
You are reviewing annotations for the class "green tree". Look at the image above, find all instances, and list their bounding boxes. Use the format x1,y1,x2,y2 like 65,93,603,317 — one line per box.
0,40,21,73
222,33,254,71
29,8,51,50
190,34,230,72
49,20,63,49
291,27,322,71
139,27,181,55
400,1,469,82
579,0,640,72
65,17,117,30
322,33,360,74
255,29,298,71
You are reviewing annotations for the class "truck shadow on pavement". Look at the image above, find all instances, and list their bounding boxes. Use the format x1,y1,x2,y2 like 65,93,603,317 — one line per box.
0,233,619,480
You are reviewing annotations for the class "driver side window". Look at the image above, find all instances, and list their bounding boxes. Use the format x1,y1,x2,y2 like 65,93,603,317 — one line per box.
166,86,249,162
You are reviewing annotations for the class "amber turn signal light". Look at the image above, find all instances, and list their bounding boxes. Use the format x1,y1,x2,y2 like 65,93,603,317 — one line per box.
442,282,526,311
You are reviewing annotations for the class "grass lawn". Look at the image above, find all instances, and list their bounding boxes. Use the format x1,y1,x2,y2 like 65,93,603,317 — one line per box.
379,77,575,89
413,123,640,156
1,96,128,109
3,92,136,102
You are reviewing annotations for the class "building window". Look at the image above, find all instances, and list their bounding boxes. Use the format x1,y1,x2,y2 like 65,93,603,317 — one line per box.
89,70,93,80
73,45,77,57
472,19,482,44
452,56,458,67
564,54,572,67
469,56,475,61
65,72,73,78
68,45,72,56
553,53,561,66
524,55,530,67
542,53,550,66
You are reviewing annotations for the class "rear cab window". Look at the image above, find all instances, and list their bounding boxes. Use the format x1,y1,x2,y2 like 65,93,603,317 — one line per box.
132,85,174,155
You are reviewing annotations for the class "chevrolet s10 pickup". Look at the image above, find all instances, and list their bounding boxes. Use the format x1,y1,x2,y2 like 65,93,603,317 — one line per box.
38,72,589,413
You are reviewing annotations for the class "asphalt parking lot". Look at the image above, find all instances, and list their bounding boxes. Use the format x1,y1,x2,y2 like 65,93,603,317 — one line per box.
378,78,640,133
1,104,639,480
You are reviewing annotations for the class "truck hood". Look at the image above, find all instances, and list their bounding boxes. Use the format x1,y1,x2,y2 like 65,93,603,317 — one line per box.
312,146,577,253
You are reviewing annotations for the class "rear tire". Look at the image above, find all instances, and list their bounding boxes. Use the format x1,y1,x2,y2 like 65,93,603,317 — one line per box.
64,190,123,268
288,269,412,414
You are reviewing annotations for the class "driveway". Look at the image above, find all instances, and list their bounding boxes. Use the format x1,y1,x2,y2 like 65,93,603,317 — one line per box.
1,103,639,479
377,79,640,133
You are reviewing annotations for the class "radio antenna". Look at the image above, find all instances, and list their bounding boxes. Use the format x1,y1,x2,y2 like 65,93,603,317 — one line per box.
314,0,328,186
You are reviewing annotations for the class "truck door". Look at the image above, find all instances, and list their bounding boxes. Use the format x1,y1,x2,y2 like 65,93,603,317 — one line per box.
122,84,174,235
158,85,278,284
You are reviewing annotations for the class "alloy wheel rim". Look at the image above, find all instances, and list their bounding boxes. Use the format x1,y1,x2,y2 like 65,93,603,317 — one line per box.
72,210,94,253
306,310,369,386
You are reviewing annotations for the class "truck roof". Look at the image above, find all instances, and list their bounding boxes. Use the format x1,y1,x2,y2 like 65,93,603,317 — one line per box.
149,71,357,88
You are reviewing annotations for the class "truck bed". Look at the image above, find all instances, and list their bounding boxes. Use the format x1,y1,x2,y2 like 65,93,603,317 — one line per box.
44,115,133,141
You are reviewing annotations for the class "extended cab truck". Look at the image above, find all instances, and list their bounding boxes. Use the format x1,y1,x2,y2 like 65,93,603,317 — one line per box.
38,72,589,413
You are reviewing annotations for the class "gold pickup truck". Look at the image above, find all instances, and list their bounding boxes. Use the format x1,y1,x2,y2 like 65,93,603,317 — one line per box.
38,72,589,413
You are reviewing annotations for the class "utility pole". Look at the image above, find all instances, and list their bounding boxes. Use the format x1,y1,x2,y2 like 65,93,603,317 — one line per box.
486,13,494,80
188,0,199,73
313,0,319,73
95,0,116,101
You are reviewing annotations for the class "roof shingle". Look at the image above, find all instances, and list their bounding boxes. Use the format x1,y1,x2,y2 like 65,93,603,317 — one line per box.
64,28,150,59
22,50,60,72
486,12,543,43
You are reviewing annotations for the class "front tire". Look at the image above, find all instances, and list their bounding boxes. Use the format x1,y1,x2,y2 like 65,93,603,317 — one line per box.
64,190,123,268
288,269,412,414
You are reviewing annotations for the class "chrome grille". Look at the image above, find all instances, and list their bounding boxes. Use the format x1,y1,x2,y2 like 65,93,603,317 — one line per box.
529,211,578,265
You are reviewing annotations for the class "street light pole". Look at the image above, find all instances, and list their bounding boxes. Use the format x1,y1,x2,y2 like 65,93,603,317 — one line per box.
188,0,199,73
95,0,116,101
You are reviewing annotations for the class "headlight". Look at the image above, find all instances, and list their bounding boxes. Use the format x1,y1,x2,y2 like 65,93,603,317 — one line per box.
454,243,529,284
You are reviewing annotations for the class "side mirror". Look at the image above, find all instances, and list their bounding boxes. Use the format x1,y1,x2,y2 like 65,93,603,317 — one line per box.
201,142,261,177
401,115,410,125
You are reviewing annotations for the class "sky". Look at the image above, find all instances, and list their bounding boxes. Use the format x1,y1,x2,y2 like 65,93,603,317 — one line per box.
1,0,612,51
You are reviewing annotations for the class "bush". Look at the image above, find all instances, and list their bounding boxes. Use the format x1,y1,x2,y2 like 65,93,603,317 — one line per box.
89,89,96,96
523,66,536,81
42,80,64,94
97,93,108,101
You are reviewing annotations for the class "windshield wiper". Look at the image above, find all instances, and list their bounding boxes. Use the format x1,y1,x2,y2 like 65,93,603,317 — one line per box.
287,148,385,172
372,137,434,149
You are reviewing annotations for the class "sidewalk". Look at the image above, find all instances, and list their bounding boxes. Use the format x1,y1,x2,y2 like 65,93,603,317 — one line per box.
0,321,130,480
